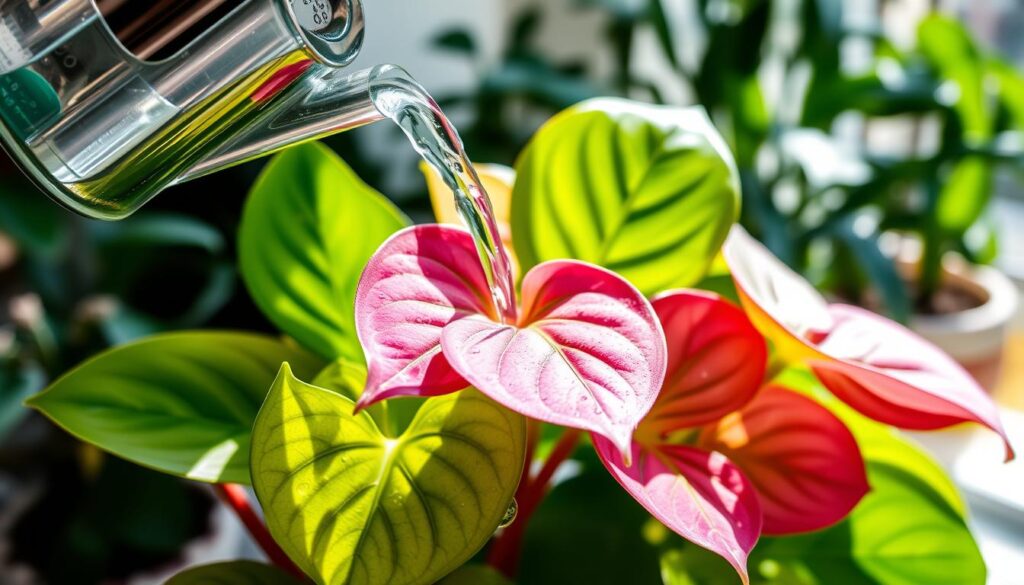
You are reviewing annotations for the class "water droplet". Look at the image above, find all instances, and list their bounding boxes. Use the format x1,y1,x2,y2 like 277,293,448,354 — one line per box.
498,498,518,529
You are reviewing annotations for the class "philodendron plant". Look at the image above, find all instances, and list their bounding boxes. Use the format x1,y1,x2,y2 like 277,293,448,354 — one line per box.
27,99,1011,585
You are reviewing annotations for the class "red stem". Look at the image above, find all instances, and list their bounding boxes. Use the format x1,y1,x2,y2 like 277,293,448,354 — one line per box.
487,428,581,578
215,484,306,580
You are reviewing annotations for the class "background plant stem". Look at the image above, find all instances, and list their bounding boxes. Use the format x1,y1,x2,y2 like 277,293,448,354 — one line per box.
487,427,580,578
214,483,306,581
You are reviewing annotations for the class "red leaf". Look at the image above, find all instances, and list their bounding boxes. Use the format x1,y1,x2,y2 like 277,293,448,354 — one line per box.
723,226,1013,460
643,290,766,435
811,304,1013,460
700,386,869,535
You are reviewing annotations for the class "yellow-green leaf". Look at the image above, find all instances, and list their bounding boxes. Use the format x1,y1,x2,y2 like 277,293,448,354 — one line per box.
27,332,321,484
166,561,300,584
511,98,739,295
239,143,410,363
251,365,526,585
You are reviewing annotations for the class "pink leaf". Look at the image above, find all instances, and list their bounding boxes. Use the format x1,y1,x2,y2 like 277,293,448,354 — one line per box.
441,260,666,455
354,225,496,406
644,290,767,435
723,226,1013,460
700,386,869,535
811,304,1013,460
594,435,761,584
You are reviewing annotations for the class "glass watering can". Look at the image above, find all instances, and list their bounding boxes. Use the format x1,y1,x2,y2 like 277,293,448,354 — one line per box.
0,0,403,219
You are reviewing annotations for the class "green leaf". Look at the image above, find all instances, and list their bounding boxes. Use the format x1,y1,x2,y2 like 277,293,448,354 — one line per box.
251,365,526,585
27,332,322,484
239,143,410,363
936,156,993,235
511,98,740,295
434,29,477,55
990,59,1024,131
167,561,300,584
917,15,991,140
436,565,513,585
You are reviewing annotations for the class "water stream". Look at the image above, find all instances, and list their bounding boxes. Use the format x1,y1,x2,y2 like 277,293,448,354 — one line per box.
368,68,518,325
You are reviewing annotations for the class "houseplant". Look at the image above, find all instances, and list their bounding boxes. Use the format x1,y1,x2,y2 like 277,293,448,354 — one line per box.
22,99,1010,584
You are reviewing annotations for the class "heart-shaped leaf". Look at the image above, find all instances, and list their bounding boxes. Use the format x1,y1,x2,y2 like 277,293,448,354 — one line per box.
511,98,739,295
240,142,410,363
27,332,322,484
644,290,766,434
251,364,526,585
593,436,761,583
700,386,869,535
355,225,494,406
442,259,666,455
723,226,1013,459
166,561,300,584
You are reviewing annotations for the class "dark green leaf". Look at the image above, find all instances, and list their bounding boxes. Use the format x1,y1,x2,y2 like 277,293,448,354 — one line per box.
437,565,513,585
519,456,663,584
167,561,300,584
434,29,477,55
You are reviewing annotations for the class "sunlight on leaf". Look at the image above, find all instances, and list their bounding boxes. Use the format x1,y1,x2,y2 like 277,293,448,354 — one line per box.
27,332,321,484
511,98,739,295
240,143,410,363
250,364,526,585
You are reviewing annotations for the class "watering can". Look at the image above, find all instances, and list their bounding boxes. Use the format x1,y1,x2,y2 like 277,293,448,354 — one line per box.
0,0,401,219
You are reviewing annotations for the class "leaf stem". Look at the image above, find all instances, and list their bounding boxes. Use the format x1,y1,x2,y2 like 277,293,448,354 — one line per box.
214,483,306,581
487,428,581,578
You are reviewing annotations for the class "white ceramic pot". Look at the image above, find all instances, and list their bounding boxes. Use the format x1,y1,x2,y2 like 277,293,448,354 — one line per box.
905,257,1019,392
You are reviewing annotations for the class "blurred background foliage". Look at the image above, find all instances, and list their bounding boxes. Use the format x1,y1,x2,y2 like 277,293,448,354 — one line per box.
1,0,1022,581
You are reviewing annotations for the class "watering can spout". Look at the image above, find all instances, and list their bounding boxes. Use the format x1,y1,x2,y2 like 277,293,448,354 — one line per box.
182,63,402,181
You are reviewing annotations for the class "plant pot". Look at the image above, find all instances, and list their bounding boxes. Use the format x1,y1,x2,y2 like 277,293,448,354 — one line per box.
898,255,1019,392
